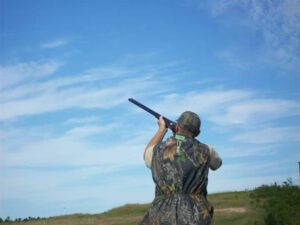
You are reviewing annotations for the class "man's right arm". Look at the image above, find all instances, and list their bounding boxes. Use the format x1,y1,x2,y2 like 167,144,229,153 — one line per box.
143,116,167,168
144,145,154,168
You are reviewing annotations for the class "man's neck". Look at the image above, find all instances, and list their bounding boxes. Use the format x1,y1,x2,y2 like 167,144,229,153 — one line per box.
175,132,193,139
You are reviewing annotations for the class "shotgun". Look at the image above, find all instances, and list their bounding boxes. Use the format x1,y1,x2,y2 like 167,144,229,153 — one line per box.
128,98,176,132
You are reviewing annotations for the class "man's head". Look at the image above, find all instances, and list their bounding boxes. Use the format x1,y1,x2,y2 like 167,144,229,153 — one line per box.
176,111,201,137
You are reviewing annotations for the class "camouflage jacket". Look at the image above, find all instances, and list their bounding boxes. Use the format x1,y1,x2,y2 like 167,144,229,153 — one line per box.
140,134,215,225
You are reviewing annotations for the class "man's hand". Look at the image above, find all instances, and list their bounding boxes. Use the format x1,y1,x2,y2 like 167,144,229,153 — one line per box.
144,116,168,154
157,116,167,132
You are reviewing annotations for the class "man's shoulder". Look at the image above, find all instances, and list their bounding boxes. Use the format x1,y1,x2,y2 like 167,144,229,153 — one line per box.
153,136,176,153
193,139,210,150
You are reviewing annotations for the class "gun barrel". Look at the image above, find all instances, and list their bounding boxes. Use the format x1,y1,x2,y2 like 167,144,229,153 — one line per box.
128,98,161,119
128,98,176,132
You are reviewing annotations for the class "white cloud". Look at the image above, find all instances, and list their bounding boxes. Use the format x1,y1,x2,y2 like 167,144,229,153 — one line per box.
1,59,299,170
232,126,300,144
1,56,299,218
191,0,300,71
0,61,174,121
209,173,296,193
220,144,278,158
40,38,70,49
0,79,135,120
153,89,252,117
0,66,130,102
0,164,128,199
0,120,151,215
0,61,62,90
1,134,141,168
65,124,118,138
213,98,300,125
215,50,250,71
217,158,298,181
0,165,154,218
153,89,300,126
0,116,150,168
64,116,100,125
208,157,299,192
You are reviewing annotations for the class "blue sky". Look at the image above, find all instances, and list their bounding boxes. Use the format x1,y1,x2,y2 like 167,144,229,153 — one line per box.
0,0,300,219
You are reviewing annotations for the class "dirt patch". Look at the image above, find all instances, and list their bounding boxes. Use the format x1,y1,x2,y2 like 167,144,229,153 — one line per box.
98,215,142,225
215,207,247,213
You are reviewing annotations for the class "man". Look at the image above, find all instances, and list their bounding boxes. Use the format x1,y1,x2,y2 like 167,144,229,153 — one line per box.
140,111,222,225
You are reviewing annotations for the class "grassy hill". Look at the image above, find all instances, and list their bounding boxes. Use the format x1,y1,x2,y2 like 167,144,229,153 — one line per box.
3,180,299,225
1,191,265,225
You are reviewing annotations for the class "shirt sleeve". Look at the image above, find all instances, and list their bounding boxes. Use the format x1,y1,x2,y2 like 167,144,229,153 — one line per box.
144,145,154,169
208,145,222,170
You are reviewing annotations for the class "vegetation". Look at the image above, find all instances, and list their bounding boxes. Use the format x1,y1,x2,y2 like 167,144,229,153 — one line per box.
0,191,259,225
250,178,300,225
0,180,298,225
209,191,264,225
0,217,45,223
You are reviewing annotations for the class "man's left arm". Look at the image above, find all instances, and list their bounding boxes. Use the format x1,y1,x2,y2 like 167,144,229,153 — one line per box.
208,145,222,170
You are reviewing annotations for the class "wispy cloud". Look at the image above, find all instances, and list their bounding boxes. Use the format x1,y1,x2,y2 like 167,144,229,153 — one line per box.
209,173,296,192
215,50,250,71
220,144,279,158
0,61,174,121
1,59,298,166
0,59,179,169
190,0,300,72
64,116,100,125
232,126,300,144
40,38,70,49
0,127,144,168
218,158,297,180
0,61,62,90
1,56,299,218
208,155,299,192
65,124,118,138
153,89,300,126
212,98,300,125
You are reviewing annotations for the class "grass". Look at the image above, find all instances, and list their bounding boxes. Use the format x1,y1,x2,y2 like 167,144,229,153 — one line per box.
2,191,264,225
209,191,264,225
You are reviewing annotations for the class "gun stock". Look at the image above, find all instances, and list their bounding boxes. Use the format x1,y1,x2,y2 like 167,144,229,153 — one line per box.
128,98,176,132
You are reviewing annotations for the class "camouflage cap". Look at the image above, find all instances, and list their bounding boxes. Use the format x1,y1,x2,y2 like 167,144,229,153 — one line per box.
177,111,201,136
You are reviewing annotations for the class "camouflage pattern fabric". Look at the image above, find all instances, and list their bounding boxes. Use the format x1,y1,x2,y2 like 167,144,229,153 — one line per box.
140,134,214,225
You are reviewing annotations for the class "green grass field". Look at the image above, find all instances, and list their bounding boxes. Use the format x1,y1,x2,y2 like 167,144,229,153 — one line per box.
1,191,265,225
208,191,264,225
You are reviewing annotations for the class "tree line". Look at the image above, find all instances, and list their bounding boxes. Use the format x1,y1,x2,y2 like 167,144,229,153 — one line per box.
0,216,45,223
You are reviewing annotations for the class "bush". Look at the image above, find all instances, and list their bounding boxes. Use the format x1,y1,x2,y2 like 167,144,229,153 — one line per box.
4,217,11,223
251,178,300,225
